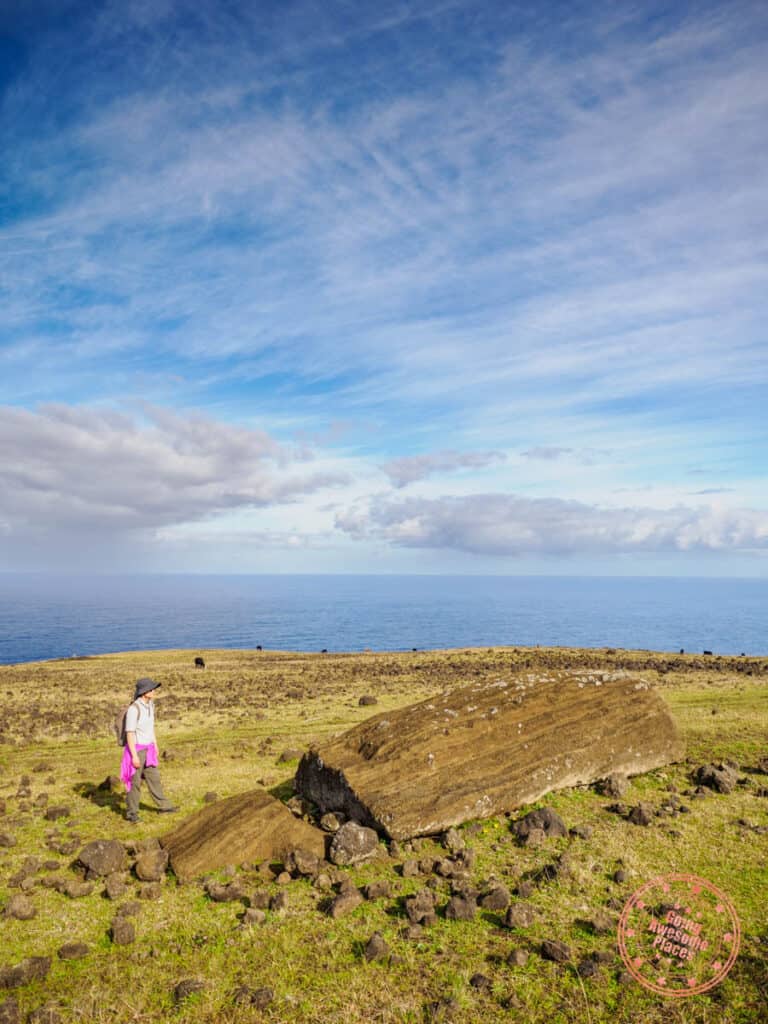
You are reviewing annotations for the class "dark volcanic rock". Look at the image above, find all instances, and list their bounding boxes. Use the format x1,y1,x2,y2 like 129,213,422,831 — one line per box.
504,902,538,929
364,879,392,901
134,846,169,882
627,803,654,826
359,695,378,706
78,839,126,878
329,821,379,866
479,883,510,912
541,939,571,962
469,973,492,992
110,918,135,945
233,986,273,1009
174,979,206,1003
0,957,51,989
445,895,476,921
0,999,19,1024
327,889,363,918
405,888,436,925
596,773,629,798
44,806,71,822
695,763,739,794
364,932,390,962
512,807,568,841
57,943,89,961
4,895,35,921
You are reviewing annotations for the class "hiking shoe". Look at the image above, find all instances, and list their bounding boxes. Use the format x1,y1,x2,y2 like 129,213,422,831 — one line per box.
157,805,179,814
126,815,140,824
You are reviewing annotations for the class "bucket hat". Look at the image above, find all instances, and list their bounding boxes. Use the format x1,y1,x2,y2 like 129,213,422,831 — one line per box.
134,677,161,699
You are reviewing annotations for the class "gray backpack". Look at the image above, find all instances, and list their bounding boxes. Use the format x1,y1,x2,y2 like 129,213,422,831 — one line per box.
113,700,142,746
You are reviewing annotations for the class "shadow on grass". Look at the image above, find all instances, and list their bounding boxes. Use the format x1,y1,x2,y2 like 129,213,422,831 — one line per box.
73,779,126,817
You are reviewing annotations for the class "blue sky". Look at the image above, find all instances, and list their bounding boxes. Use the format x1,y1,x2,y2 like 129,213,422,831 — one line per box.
0,0,766,575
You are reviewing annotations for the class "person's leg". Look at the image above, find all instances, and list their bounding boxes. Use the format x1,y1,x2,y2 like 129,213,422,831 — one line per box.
125,750,145,821
143,765,175,811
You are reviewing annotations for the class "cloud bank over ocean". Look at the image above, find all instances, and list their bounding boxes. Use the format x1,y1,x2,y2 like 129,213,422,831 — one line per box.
0,0,766,574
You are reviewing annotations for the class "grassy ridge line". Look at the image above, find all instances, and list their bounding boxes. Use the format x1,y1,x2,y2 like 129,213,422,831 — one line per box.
0,647,766,1023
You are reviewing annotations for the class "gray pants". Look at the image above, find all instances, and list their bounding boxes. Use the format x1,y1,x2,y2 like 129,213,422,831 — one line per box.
125,748,174,819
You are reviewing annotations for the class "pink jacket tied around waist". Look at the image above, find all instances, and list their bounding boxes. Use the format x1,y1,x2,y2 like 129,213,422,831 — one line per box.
120,743,159,791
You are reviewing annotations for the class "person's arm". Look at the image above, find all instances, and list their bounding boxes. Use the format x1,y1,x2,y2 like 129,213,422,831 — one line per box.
126,730,140,769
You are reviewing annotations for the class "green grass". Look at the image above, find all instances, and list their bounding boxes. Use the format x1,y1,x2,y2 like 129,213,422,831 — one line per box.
0,646,766,1022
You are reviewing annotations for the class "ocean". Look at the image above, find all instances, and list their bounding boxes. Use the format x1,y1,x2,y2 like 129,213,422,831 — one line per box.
0,574,765,666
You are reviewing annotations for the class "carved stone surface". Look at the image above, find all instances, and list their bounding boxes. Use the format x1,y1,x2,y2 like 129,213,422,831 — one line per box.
295,672,683,839
161,788,326,881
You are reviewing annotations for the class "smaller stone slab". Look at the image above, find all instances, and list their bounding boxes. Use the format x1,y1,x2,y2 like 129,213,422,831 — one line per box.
161,788,326,881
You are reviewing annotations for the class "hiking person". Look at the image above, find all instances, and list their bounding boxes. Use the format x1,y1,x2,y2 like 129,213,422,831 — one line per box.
121,677,178,823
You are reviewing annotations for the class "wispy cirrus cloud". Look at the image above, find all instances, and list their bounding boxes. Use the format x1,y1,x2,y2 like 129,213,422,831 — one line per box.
382,450,506,488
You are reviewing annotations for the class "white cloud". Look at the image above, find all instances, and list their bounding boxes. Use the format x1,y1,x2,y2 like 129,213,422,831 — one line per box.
0,404,348,534
335,493,768,557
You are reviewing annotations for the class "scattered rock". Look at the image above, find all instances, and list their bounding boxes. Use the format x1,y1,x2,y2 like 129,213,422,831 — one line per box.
359,695,378,706
444,895,476,921
504,902,537,929
0,957,51,989
116,900,142,918
138,882,162,900
577,958,600,978
364,932,390,962
442,828,465,854
327,889,363,918
506,948,529,967
694,763,739,794
174,979,206,1004
319,812,345,833
596,773,629,798
232,986,273,1009
479,883,510,912
586,910,615,935
0,1000,19,1024
0,834,17,849
405,889,437,925
204,879,245,903
104,875,129,900
57,943,89,961
401,858,420,878
364,880,392,901
61,880,95,899
286,847,322,877
570,824,593,840
135,847,169,882
469,972,492,992
329,821,379,866
240,908,267,927
627,803,654,826
4,894,35,921
613,869,630,884
44,806,71,822
541,939,571,962
270,891,289,913
110,918,135,945
278,749,303,764
202,792,218,804
78,839,126,878
400,923,424,940
512,807,568,842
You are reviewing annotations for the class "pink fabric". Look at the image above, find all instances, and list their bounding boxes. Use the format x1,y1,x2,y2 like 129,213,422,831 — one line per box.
120,742,159,791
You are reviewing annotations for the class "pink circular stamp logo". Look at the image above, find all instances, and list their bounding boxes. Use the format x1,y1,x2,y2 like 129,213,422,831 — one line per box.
617,873,740,997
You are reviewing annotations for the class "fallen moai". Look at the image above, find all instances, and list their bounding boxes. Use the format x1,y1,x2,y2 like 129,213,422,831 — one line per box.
295,672,684,839
161,788,325,881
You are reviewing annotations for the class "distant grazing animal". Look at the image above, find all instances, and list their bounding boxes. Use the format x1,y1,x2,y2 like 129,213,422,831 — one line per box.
256,645,262,651
194,656,205,669
321,648,328,654
703,650,713,656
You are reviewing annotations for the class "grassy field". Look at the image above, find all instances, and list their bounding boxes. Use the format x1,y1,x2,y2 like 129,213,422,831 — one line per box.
1,646,766,1023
